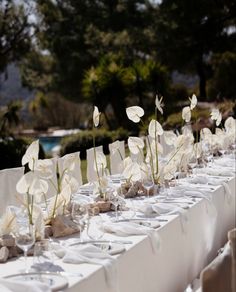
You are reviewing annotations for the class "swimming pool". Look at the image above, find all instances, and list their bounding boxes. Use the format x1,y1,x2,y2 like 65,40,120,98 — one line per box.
39,136,61,154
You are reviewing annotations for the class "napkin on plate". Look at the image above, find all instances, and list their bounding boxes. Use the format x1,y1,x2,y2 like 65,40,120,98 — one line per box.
193,167,234,177
136,201,189,234
187,175,226,185
136,201,187,215
52,243,116,290
173,185,212,200
102,221,160,253
0,278,51,292
213,157,236,168
183,175,232,203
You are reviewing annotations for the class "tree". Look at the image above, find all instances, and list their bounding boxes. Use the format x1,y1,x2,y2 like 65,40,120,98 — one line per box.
25,0,154,101
82,55,170,128
0,101,22,137
0,0,33,74
153,0,236,98
208,51,236,100
82,55,134,129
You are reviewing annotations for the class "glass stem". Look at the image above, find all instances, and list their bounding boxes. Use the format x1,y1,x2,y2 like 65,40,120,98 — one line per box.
24,250,28,273
115,204,118,221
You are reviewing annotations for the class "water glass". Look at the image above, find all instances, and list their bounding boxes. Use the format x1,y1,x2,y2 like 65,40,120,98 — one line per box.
71,202,88,242
142,177,154,197
15,224,35,273
86,215,104,240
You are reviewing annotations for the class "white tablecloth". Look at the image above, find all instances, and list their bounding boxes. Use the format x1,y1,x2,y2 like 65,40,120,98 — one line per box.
1,164,235,292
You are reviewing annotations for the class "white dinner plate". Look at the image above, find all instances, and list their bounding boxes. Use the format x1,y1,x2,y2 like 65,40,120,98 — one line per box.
4,272,68,291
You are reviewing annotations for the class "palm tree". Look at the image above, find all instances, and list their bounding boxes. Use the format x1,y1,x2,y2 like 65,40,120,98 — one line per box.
0,101,22,137
83,55,134,129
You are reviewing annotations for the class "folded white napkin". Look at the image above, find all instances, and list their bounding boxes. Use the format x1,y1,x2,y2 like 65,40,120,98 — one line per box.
136,201,189,234
103,221,160,253
213,157,236,169
137,201,187,216
182,175,232,204
193,167,234,177
0,278,51,292
187,175,226,186
52,243,116,290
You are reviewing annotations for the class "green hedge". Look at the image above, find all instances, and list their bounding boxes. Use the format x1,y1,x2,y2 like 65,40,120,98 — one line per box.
60,128,129,159
0,137,45,170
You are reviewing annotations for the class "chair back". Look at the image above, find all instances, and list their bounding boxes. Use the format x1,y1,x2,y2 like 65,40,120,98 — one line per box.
58,152,83,186
0,167,24,214
109,140,125,175
86,146,104,182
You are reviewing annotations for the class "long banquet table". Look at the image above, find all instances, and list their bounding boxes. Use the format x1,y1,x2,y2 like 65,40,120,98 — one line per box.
1,156,235,292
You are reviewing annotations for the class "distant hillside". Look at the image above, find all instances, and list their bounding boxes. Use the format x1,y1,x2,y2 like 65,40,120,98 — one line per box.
0,63,35,106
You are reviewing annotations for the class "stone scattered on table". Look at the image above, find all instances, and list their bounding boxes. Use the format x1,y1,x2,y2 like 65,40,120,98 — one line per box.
0,234,15,247
0,246,9,263
51,215,80,238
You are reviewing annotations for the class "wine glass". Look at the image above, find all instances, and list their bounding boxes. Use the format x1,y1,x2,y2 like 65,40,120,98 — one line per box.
142,177,154,198
119,199,136,220
71,202,88,242
86,215,104,241
15,224,35,273
111,191,121,222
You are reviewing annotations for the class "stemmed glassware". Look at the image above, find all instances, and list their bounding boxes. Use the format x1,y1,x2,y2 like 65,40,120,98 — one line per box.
71,202,88,242
142,176,154,198
15,222,35,273
111,191,120,222
119,199,136,220
86,214,104,241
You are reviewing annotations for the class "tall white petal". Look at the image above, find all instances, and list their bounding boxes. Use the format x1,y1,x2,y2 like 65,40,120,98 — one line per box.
29,178,48,197
189,94,197,110
22,140,39,169
126,106,144,123
164,131,177,145
0,207,17,236
216,112,222,126
182,106,191,122
35,159,54,178
210,108,220,120
93,106,100,127
155,95,163,114
224,116,236,132
94,151,107,171
128,136,144,154
123,161,141,182
16,172,35,194
148,119,163,138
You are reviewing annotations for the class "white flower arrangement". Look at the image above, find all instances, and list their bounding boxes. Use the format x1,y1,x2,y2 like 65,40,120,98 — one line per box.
16,140,48,225
92,106,110,199
125,98,164,185
210,108,222,127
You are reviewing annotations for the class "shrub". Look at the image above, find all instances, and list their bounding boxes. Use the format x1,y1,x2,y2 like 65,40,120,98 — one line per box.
169,83,189,103
0,137,45,170
60,128,129,159
164,108,210,130
208,51,236,100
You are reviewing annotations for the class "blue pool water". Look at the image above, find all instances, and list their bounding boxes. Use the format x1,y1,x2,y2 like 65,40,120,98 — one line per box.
39,136,61,153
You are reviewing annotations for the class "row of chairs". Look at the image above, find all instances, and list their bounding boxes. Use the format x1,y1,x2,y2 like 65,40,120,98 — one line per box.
0,135,174,214
187,228,236,292
0,141,127,214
